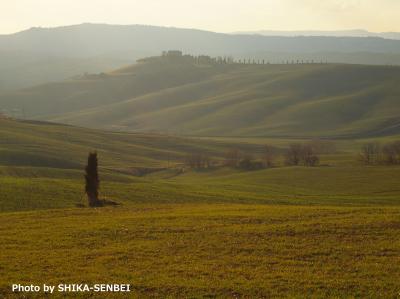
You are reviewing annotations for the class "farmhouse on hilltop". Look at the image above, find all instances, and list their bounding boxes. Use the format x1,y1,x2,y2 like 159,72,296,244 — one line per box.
162,50,183,57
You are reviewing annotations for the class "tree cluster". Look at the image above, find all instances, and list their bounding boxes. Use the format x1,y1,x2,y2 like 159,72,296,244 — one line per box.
237,155,264,170
185,153,212,169
285,143,320,167
185,141,326,172
359,141,400,165
223,142,322,170
382,141,400,164
223,149,264,170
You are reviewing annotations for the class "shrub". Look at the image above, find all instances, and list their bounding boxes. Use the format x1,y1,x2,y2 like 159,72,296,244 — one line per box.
237,155,264,170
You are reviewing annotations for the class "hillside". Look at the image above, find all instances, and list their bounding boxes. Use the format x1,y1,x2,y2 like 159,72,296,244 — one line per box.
2,23,400,90
0,118,259,171
2,117,400,213
1,56,400,138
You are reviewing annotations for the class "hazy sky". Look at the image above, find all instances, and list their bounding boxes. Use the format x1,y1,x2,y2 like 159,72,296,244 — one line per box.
1,0,399,34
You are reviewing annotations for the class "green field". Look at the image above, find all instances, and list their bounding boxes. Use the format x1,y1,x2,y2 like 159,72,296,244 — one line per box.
2,204,400,298
1,119,400,297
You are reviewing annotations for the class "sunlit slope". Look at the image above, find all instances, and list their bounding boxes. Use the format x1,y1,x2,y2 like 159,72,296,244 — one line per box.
1,59,400,137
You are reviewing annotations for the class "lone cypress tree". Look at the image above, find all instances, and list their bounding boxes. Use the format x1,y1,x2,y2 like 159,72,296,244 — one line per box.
85,151,101,207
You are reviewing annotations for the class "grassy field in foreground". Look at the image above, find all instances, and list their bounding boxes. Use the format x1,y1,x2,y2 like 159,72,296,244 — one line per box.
1,203,399,298
1,119,400,298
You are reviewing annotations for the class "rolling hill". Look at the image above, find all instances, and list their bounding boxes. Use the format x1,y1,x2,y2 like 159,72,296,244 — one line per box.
1,56,400,138
2,117,400,213
0,117,259,171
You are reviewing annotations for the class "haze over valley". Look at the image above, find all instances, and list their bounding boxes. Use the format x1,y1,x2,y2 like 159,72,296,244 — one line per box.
2,24,400,91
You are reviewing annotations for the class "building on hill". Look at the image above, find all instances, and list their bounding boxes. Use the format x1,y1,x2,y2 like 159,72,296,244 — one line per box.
162,50,183,57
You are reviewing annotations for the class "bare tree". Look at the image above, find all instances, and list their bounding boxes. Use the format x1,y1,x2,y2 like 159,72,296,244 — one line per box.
186,153,211,169
300,144,320,166
382,141,400,165
285,143,320,166
263,145,275,167
359,143,381,165
285,143,303,166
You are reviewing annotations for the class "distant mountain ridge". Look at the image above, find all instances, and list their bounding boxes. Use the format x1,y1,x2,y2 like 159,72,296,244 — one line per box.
2,24,400,56
2,24,400,90
233,29,400,40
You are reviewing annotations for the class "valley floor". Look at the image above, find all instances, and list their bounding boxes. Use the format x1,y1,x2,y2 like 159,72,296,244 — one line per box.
1,203,399,298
